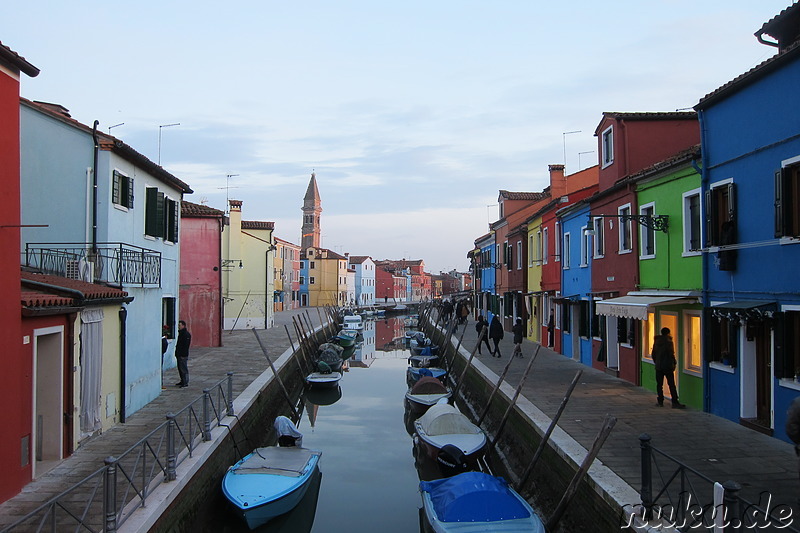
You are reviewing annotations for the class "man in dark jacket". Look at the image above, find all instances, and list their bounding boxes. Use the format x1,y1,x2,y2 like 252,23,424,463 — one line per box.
475,315,492,355
489,316,504,358
175,320,191,388
651,327,684,408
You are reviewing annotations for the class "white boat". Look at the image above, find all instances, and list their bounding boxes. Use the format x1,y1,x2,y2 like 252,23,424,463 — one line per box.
420,471,545,532
405,376,451,415
414,402,487,467
340,314,364,330
222,446,322,530
305,371,342,389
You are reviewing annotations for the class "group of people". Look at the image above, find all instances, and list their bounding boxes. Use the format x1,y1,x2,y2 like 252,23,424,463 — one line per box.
440,298,471,326
474,315,525,359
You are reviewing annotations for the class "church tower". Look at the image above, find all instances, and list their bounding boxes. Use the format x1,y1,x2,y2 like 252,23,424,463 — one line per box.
301,171,322,250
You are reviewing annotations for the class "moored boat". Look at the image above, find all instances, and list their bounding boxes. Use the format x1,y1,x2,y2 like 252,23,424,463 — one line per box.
305,371,342,389
407,366,447,387
222,446,322,530
419,471,545,533
340,314,363,330
408,352,441,368
405,376,452,415
315,342,344,373
414,403,487,467
334,328,358,347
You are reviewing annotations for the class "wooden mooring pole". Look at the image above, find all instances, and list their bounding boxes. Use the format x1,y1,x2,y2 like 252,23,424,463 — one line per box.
450,328,485,399
252,329,299,420
477,345,518,426
488,344,540,451
283,324,307,376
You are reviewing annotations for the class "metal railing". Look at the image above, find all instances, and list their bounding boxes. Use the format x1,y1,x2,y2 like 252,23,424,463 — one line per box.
24,242,162,287
639,433,798,532
0,373,235,533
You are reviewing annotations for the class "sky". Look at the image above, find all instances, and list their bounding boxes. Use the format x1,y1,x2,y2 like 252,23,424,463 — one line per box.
3,1,792,274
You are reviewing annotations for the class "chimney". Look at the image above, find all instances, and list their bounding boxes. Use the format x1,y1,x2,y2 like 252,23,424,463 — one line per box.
548,164,566,198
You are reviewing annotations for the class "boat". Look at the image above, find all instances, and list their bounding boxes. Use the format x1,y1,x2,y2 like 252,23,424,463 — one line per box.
405,376,452,415
407,365,447,387
305,385,342,407
404,315,420,328
419,471,545,533
414,402,487,467
334,328,358,347
305,370,342,389
315,342,344,373
340,314,363,330
408,352,441,369
222,446,322,530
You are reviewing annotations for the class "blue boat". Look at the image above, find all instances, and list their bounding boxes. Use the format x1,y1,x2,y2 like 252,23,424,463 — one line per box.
222,446,322,530
407,366,447,387
419,471,545,532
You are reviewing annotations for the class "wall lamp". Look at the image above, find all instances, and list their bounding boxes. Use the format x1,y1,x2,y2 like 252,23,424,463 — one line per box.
586,214,669,234
222,259,243,269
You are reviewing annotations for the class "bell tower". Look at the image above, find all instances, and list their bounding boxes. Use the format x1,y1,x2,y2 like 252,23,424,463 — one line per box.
301,171,321,250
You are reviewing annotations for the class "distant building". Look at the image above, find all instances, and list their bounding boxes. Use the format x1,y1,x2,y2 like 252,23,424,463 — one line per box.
348,255,376,306
274,237,300,311
300,172,321,251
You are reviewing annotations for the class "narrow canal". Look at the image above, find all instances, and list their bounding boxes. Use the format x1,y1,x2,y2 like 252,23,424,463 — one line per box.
212,315,440,532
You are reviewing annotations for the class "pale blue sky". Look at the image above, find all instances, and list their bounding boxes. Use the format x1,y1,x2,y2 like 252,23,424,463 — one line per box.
4,1,791,273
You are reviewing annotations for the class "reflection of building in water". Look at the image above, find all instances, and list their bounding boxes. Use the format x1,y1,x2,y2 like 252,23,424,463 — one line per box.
375,316,407,352
350,319,376,367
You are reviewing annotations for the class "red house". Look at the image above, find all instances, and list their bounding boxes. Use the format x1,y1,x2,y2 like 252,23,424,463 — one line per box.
0,42,38,504
179,200,224,347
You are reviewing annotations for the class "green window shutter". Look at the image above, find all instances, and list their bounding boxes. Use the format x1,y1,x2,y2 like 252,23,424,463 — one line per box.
145,187,159,236
127,177,134,209
172,200,179,242
156,191,166,238
112,171,121,205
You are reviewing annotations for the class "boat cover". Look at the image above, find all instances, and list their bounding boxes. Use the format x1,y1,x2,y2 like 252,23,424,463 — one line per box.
420,472,531,522
234,447,320,477
417,404,482,436
274,416,303,447
410,376,448,395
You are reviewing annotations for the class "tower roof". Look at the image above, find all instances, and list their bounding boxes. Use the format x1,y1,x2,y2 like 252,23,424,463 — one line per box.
303,172,321,210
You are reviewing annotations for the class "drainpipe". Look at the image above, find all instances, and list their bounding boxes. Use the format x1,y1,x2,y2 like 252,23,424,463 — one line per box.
119,306,128,423
698,110,711,413
91,121,99,254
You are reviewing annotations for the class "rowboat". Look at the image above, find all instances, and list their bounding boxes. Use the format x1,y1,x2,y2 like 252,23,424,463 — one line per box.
419,471,545,532
340,314,363,330
414,403,487,467
407,366,447,387
222,446,322,530
305,371,342,389
334,329,358,347
408,352,441,369
405,376,451,415
315,343,344,373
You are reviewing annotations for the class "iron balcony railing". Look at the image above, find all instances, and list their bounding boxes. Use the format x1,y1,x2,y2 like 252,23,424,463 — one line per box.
24,242,162,287
0,374,235,533
637,433,798,532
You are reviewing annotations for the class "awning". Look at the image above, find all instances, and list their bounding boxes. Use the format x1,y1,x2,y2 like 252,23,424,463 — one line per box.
710,300,776,321
709,300,775,310
553,294,580,303
595,295,696,320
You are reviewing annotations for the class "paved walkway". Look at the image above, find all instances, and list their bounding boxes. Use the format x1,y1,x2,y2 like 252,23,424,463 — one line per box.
1,307,797,530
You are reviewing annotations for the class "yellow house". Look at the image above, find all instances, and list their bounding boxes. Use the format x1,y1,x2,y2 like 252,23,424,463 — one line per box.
305,247,348,307
222,200,275,329
525,214,544,342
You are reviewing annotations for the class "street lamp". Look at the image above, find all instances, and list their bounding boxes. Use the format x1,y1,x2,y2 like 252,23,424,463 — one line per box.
586,214,669,234
158,122,180,165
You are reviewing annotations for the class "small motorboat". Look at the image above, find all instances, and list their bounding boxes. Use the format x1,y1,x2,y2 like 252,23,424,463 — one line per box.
405,376,452,415
409,343,440,358
407,366,447,387
408,353,441,369
414,402,487,467
305,385,342,407
333,329,358,347
340,314,363,330
404,315,420,328
305,370,342,389
419,471,545,532
222,443,322,529
315,343,344,373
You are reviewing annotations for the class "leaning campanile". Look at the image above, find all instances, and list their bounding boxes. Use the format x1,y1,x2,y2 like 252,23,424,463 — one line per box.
301,171,322,251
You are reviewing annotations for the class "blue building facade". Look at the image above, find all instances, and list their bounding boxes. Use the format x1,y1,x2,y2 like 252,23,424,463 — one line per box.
558,202,593,365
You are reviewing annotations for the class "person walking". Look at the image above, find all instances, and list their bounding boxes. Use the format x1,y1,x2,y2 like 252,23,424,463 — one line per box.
651,327,684,408
175,320,191,388
475,315,492,355
488,315,504,358
512,318,524,358
547,311,555,348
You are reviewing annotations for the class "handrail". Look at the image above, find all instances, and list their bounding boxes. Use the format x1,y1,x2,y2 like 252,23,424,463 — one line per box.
0,374,234,533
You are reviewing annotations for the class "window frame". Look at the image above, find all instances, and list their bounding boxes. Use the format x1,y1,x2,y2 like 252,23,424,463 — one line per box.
639,203,656,259
542,227,549,264
562,232,571,269
682,188,703,256
618,204,633,253
112,169,134,210
592,216,604,258
580,226,589,267
601,125,614,168
776,155,800,240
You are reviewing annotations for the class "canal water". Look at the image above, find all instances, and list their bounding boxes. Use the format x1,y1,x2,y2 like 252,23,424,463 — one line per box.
217,315,435,532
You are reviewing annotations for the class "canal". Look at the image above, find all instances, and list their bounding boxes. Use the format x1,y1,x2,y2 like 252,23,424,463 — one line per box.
212,315,436,532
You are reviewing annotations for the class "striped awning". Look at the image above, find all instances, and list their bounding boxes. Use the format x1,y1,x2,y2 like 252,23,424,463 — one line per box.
595,295,695,321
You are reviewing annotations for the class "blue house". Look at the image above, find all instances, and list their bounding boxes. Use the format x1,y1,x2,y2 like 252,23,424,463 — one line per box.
557,201,593,366
474,232,498,323
695,3,800,441
20,99,192,419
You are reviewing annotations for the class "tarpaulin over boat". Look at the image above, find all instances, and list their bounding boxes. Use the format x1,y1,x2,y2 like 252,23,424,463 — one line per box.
410,376,448,395
417,404,481,436
420,472,531,522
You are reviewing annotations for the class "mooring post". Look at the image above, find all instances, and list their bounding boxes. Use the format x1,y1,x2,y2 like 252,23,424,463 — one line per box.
451,330,483,399
284,323,307,376
488,345,540,451
104,456,118,533
226,372,234,417
166,413,177,481
202,388,212,441
477,350,518,426
639,433,653,520
722,480,742,532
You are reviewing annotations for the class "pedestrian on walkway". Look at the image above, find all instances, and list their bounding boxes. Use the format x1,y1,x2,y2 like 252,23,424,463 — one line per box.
459,299,469,325
547,311,555,348
475,315,492,355
175,320,191,388
651,327,684,408
512,318,524,358
489,315,504,357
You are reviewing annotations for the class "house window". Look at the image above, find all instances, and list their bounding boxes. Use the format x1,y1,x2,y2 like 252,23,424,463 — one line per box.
683,189,702,254
618,317,635,346
516,241,522,270
310,277,315,284
640,204,655,258
562,302,571,333
162,297,176,340
592,216,604,258
145,187,165,238
642,312,655,360
165,198,178,243
685,313,702,372
618,204,632,252
776,311,800,379
562,232,570,269
580,227,589,267
310,261,315,269
529,234,535,266
542,227,549,264
776,157,800,238
112,170,134,209
578,300,589,338
601,126,614,168
554,222,560,261
706,181,737,270
504,241,512,269
709,315,737,367
299,276,305,285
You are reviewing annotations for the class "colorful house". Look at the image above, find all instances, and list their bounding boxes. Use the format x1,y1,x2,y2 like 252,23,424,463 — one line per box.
695,3,800,440
274,237,300,311
304,247,348,307
179,200,224,347
348,255,376,307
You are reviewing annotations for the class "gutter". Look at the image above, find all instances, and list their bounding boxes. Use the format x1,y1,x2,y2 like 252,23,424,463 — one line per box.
698,109,711,414
92,121,99,254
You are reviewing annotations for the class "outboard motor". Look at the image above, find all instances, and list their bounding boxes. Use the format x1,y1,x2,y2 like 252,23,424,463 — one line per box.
436,444,469,477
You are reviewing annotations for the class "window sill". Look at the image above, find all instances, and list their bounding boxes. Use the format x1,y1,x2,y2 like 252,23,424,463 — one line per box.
779,379,800,391
113,204,129,213
639,254,655,260
618,249,633,255
779,237,800,246
709,361,734,374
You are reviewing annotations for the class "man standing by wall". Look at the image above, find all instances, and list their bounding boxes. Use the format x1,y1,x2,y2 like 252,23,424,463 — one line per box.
175,320,191,388
652,327,684,409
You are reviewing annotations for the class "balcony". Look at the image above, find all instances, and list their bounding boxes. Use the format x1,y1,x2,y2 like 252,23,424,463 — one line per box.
25,243,161,287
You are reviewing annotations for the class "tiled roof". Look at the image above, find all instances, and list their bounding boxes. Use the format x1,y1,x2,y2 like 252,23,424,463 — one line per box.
242,220,275,230
618,145,702,185
21,271,129,308
0,41,39,77
756,2,800,46
601,111,697,121
348,255,371,264
498,191,549,201
274,236,299,247
181,200,224,217
696,39,800,109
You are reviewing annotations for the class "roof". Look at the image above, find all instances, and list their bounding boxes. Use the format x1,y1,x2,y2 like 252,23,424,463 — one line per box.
756,2,800,49
21,271,130,309
696,39,800,109
498,190,549,201
242,220,275,230
21,98,192,194
181,200,224,217
594,111,698,135
274,236,299,247
0,41,39,77
348,255,372,264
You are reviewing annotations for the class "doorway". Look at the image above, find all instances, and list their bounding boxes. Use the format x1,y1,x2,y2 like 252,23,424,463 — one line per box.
660,313,679,398
740,321,772,434
33,326,64,478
